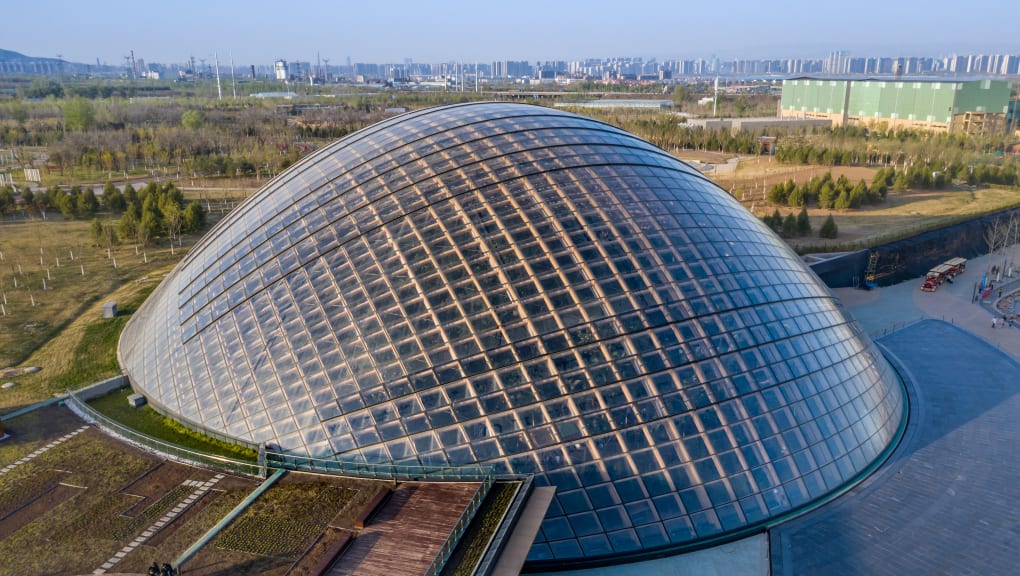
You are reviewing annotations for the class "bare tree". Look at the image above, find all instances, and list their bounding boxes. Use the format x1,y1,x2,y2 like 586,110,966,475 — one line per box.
985,216,1010,280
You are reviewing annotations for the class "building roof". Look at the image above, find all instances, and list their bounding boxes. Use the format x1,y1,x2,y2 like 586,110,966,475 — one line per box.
120,102,904,566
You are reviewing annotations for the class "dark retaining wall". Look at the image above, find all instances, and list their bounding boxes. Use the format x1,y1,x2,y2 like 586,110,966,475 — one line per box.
810,206,1020,288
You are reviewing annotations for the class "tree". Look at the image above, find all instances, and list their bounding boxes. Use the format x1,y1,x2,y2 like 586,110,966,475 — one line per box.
848,180,868,209
833,189,851,211
163,203,183,252
89,218,104,244
818,182,835,210
181,109,205,130
77,188,99,216
781,213,798,238
117,205,139,242
768,183,789,204
182,201,206,232
104,182,125,211
63,98,96,132
796,206,811,236
893,171,909,192
55,191,76,219
138,211,159,247
123,183,138,207
819,214,839,238
0,185,13,215
768,208,783,232
787,186,805,207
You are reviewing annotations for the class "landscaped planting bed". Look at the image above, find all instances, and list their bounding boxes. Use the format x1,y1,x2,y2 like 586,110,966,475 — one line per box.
0,405,259,576
441,481,521,576
216,482,357,558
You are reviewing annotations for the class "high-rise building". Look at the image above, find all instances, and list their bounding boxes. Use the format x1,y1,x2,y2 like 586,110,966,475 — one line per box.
274,59,288,81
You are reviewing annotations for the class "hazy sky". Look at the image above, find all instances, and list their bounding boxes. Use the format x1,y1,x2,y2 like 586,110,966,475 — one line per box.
7,0,1016,66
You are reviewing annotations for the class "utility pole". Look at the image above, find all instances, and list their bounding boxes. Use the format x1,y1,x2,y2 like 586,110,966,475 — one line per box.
215,53,222,100
230,53,237,98
713,76,719,118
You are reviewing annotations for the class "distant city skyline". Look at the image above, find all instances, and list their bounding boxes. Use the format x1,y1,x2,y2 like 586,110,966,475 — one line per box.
7,0,1017,67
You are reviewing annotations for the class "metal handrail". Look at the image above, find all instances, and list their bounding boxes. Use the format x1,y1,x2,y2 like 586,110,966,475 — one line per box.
64,389,263,478
423,474,494,576
263,450,495,483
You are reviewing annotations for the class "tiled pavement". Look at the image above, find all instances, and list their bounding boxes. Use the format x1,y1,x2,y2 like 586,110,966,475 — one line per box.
770,319,1020,575
92,473,226,575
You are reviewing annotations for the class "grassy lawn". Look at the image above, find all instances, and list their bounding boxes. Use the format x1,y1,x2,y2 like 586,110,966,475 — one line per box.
0,217,182,368
87,386,258,462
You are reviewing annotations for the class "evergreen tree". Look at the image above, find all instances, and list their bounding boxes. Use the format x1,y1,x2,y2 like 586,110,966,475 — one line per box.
781,213,798,238
768,183,789,204
769,208,783,232
77,188,99,216
833,190,851,211
182,201,206,232
787,186,805,207
117,209,138,242
89,218,104,244
820,214,839,238
796,206,811,236
123,183,138,207
848,180,868,209
103,181,125,211
818,182,836,210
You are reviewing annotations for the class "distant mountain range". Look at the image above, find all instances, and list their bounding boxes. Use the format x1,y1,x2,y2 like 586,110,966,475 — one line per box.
0,49,118,76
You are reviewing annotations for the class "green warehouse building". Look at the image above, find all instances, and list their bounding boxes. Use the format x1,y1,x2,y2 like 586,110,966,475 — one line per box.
780,77,1010,135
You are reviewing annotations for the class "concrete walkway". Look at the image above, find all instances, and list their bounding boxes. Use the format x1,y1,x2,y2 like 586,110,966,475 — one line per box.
771,319,1020,575
833,248,1020,360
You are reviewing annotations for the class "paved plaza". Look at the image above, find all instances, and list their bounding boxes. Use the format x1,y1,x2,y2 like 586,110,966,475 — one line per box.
769,249,1020,575
771,319,1020,575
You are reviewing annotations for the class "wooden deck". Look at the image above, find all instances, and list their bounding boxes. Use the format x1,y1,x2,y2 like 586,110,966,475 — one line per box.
327,481,482,576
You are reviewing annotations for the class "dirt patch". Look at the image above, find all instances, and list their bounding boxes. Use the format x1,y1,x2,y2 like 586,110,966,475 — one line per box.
675,150,737,163
286,526,352,576
120,461,205,517
0,482,83,540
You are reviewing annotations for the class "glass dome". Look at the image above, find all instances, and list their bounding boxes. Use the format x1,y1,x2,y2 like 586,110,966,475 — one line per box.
120,102,904,565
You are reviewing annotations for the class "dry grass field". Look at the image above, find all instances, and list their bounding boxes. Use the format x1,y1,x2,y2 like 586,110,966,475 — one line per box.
679,154,1020,250
0,216,187,412
0,189,251,412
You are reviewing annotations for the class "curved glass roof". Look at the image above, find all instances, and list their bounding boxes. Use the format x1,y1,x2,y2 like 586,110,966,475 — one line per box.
120,102,904,564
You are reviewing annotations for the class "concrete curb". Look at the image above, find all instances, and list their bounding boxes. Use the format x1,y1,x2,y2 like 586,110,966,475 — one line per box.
174,467,286,572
